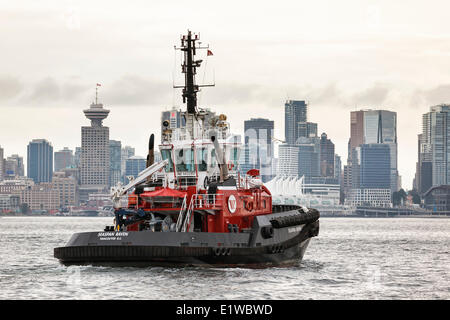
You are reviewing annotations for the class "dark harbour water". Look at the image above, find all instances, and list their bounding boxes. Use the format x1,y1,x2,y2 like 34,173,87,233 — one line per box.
0,216,448,300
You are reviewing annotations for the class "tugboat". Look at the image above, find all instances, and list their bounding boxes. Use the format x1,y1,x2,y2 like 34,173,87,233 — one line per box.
54,31,319,267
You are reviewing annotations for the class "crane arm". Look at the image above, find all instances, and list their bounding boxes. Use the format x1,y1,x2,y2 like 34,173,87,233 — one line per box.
111,159,168,208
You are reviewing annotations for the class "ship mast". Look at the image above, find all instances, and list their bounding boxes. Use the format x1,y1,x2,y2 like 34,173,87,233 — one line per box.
174,30,214,138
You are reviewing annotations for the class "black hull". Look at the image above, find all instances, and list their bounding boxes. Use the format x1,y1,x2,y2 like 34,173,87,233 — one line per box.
54,209,319,268
54,238,312,268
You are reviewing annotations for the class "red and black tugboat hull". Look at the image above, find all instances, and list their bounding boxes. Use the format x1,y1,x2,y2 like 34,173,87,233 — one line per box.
54,208,319,267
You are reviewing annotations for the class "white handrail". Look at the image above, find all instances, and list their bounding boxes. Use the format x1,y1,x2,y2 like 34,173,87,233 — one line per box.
176,195,187,232
181,197,195,232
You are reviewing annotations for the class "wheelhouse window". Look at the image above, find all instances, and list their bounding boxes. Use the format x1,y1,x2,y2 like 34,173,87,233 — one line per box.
175,148,195,172
196,147,208,171
161,149,174,172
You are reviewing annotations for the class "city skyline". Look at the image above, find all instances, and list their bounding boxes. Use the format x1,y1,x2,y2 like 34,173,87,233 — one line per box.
3,1,450,189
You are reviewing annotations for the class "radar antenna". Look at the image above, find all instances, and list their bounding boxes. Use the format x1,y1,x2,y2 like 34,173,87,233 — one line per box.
174,30,215,115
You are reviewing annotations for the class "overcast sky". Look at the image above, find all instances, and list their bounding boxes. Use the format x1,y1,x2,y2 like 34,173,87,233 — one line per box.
1,0,450,189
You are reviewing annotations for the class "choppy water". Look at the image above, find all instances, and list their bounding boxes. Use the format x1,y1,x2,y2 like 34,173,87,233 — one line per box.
0,216,448,299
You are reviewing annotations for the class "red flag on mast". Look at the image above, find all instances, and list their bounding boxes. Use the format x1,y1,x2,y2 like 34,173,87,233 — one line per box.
207,50,213,56
96,83,101,86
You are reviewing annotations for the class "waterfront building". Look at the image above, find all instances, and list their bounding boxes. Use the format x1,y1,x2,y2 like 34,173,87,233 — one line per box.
0,177,34,194
54,147,74,172
27,139,53,184
0,194,20,212
52,172,79,207
423,185,450,213
109,140,122,188
285,100,307,145
125,156,147,179
15,183,60,211
345,188,392,207
265,175,352,215
80,96,110,202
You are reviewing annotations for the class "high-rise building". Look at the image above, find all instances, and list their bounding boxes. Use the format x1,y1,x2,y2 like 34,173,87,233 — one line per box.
417,104,450,189
5,154,24,178
125,156,147,179
359,144,391,189
319,133,335,178
277,144,299,176
285,100,307,145
297,136,320,178
349,111,365,156
109,140,122,188
54,147,74,172
80,97,110,201
244,118,274,182
347,109,398,192
27,139,53,184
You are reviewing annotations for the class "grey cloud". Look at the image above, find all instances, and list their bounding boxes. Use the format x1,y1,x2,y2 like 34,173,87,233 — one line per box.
0,75,23,101
28,77,61,103
422,84,450,106
103,75,171,106
12,77,91,107
351,83,390,106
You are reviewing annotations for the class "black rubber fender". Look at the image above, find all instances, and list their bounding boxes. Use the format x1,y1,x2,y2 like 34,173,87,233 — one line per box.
270,209,320,228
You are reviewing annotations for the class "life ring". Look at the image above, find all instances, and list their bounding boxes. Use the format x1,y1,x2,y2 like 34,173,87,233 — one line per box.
227,162,234,170
245,201,253,211
204,176,209,189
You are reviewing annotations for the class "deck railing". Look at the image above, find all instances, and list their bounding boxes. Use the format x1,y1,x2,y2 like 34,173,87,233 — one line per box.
190,193,224,209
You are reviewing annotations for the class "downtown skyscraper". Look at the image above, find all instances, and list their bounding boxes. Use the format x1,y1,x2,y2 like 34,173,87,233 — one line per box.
80,97,110,201
243,118,274,182
284,100,307,145
346,109,399,193
27,139,53,184
415,104,450,193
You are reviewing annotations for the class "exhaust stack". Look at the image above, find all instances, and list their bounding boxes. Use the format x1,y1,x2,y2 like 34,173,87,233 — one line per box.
210,131,228,182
